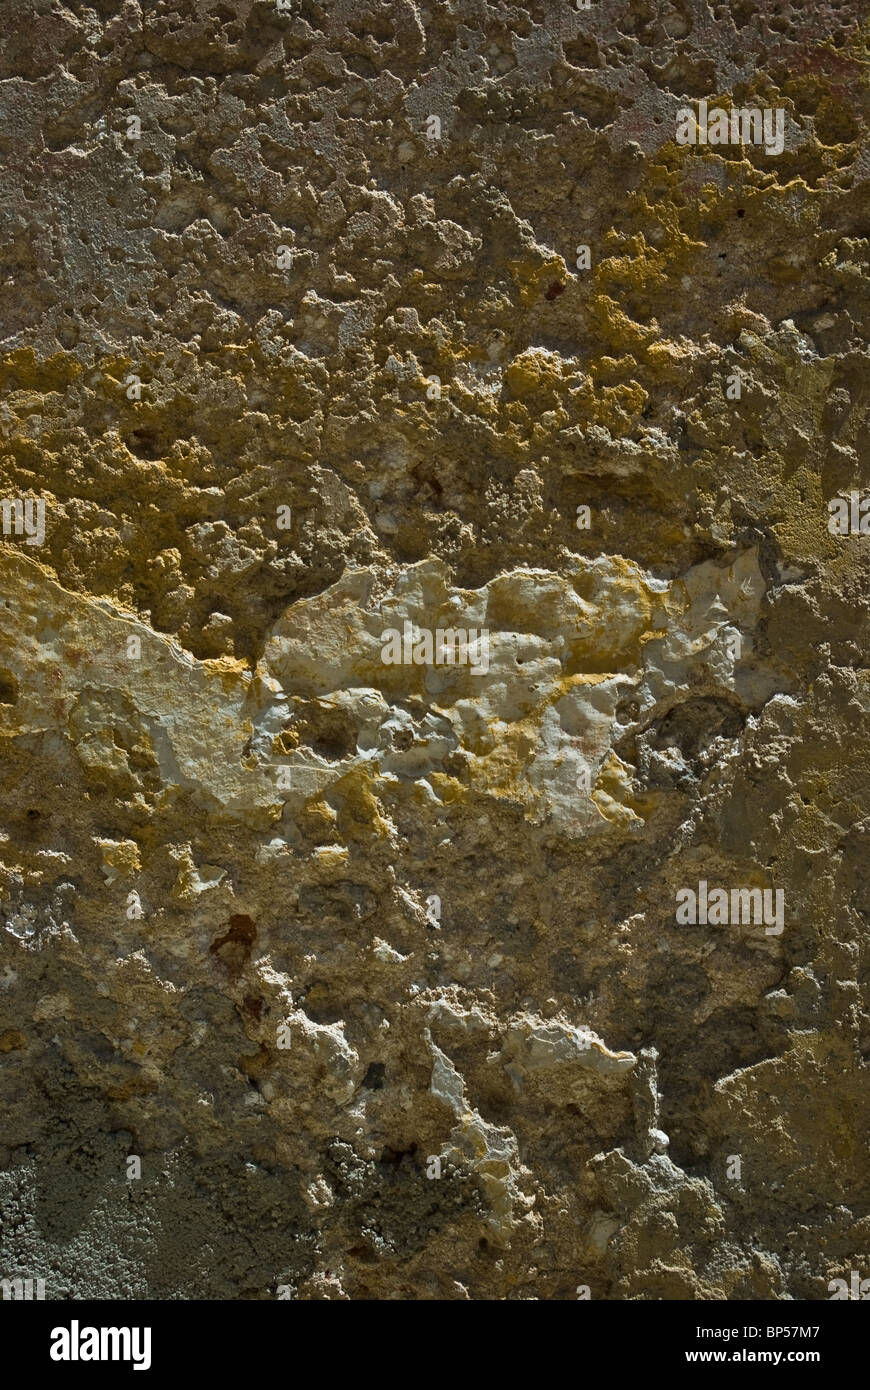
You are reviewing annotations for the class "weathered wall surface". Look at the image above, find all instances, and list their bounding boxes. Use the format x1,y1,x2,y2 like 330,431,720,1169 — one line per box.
0,0,868,1300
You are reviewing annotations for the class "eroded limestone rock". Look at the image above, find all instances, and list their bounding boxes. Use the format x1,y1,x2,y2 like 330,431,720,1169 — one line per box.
0,0,868,1302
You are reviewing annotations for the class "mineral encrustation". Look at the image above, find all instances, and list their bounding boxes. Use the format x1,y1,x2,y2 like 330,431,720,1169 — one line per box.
0,0,868,1301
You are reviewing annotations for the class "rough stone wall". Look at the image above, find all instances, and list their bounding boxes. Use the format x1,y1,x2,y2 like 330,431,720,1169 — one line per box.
0,0,868,1301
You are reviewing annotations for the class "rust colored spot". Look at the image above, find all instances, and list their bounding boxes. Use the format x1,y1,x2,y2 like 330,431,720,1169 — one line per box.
210,914,257,971
242,994,264,1020
211,913,256,948
545,281,566,301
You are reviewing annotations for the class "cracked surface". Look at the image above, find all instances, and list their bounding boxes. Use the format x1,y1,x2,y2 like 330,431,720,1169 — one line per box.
0,0,868,1300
